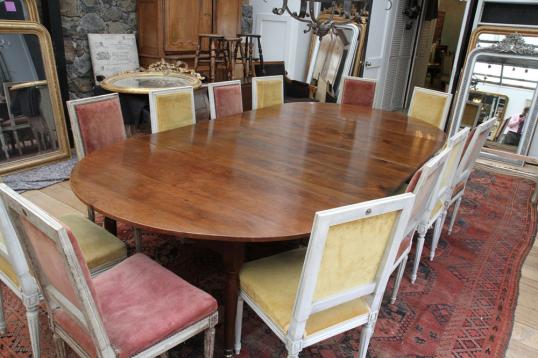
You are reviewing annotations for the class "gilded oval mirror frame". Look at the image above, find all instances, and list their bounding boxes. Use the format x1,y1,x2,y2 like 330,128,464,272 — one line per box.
0,20,70,174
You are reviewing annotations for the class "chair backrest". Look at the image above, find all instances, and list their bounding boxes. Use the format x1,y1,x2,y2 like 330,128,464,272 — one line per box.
0,189,38,297
288,193,415,338
148,86,196,133
408,87,452,130
252,75,284,110
67,93,126,159
337,76,377,108
207,80,243,120
456,117,497,185
0,184,114,356
427,128,470,218
405,146,451,234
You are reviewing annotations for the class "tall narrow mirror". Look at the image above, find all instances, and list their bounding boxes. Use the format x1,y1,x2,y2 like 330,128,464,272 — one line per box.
0,21,70,174
0,0,39,22
306,22,365,102
451,33,538,164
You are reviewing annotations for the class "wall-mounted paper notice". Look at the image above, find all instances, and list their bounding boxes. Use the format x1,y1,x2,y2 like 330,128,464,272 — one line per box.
88,33,140,83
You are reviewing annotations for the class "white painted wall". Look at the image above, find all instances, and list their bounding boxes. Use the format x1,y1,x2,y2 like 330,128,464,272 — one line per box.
252,0,311,81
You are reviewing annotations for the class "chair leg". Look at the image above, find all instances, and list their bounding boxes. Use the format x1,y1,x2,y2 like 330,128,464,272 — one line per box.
204,326,215,358
87,207,95,222
134,228,142,253
26,304,40,358
391,255,408,304
411,225,427,284
0,287,6,334
430,211,446,261
358,315,376,358
53,333,67,358
234,295,244,355
448,197,462,235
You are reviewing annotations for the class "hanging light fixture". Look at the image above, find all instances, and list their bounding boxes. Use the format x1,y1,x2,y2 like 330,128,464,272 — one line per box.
272,0,362,38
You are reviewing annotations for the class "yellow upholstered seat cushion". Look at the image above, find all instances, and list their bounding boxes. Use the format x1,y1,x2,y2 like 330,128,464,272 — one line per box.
59,215,127,272
409,91,449,129
154,92,194,132
240,247,370,336
256,79,284,109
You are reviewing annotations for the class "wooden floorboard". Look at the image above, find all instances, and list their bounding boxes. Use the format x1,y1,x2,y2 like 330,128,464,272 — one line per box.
21,179,538,357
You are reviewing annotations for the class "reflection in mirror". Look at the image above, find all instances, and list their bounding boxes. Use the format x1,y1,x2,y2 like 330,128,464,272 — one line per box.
306,23,361,103
0,22,69,173
0,0,38,22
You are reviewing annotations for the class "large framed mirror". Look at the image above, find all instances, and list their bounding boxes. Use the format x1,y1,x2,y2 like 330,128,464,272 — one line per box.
450,33,538,165
0,0,39,22
0,21,70,174
306,21,366,103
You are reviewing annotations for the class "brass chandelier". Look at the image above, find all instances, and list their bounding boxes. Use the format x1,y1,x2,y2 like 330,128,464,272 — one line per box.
272,0,362,38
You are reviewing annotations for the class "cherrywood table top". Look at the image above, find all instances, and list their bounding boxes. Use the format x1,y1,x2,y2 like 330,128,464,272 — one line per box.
70,102,446,242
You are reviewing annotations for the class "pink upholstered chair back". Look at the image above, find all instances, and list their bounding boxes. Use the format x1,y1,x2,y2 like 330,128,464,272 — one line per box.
208,80,243,120
405,147,450,234
456,117,497,184
67,94,126,159
0,184,113,355
338,76,377,107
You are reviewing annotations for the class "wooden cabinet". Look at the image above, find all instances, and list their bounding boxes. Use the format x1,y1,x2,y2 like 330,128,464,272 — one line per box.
137,0,242,66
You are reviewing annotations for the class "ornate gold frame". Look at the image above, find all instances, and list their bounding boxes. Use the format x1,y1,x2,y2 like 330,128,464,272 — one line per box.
100,71,202,94
468,89,509,121
0,21,71,174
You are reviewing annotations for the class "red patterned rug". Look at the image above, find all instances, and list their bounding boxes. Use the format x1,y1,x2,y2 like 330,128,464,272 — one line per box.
0,168,536,357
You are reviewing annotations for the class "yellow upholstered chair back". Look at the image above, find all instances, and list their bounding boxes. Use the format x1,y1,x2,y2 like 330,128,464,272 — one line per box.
290,193,414,334
408,87,452,130
252,75,284,110
149,87,196,133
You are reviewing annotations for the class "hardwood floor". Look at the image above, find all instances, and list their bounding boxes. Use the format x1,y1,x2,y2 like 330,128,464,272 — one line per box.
22,179,538,357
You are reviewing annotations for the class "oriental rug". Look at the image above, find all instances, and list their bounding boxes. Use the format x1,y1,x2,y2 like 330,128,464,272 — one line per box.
0,168,535,357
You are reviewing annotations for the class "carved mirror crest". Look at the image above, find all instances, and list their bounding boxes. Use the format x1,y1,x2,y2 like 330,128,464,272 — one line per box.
0,21,70,174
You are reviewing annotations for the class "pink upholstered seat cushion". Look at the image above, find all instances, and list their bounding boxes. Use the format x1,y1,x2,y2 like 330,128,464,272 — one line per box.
213,84,243,118
75,98,126,155
341,79,376,108
54,254,217,358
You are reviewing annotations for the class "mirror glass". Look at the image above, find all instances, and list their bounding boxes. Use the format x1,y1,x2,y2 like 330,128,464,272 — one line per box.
0,28,67,172
0,0,34,21
306,23,360,102
458,52,538,155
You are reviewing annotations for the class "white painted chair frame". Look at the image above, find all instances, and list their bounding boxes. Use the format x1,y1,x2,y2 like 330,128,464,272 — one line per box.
0,196,41,357
410,128,470,283
408,87,453,130
336,76,377,104
0,183,217,358
251,75,285,110
389,146,451,304
235,193,415,358
67,94,145,252
148,86,196,134
207,80,243,120
444,117,497,237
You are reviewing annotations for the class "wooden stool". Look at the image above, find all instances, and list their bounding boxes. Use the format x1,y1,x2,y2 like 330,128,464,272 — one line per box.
223,37,247,80
237,34,264,78
194,34,228,82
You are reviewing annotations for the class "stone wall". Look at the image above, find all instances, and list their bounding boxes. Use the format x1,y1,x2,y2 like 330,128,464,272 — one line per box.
60,0,137,99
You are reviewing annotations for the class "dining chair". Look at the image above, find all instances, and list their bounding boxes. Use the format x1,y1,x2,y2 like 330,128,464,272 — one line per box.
0,183,218,358
410,127,470,283
444,117,497,237
0,185,127,358
252,75,284,110
408,87,453,130
337,76,376,108
234,192,415,358
67,94,146,252
149,86,196,134
207,80,243,120
390,146,451,303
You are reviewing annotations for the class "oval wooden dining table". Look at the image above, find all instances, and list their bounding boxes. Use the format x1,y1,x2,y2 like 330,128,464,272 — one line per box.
70,102,446,356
